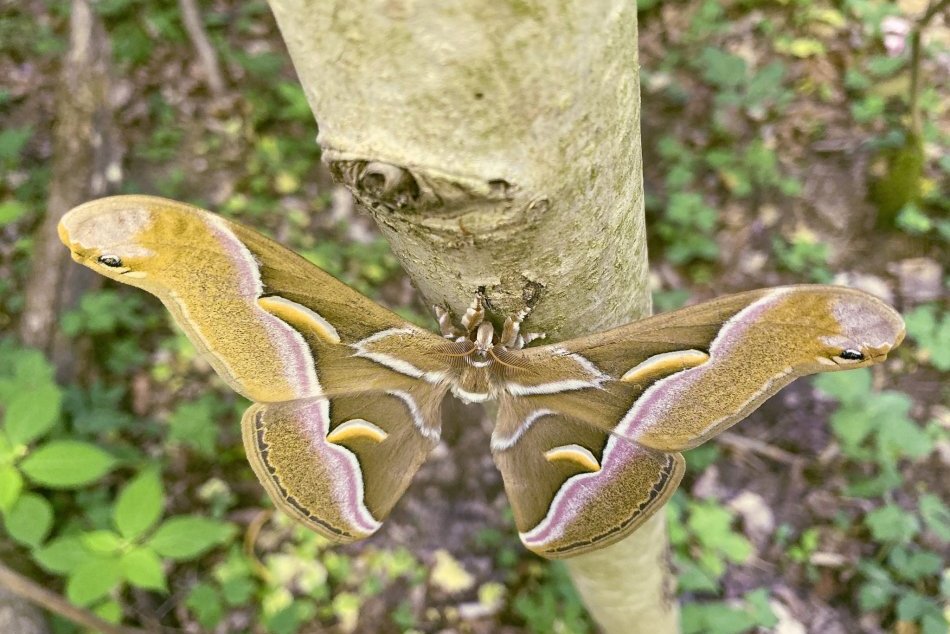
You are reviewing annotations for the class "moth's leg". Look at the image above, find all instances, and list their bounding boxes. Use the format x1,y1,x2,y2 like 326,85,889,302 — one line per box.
499,314,523,348
500,306,545,350
460,294,485,333
520,331,547,346
434,305,464,339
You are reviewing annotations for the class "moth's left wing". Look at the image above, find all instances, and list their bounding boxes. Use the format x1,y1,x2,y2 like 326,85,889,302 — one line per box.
492,285,904,557
515,285,905,452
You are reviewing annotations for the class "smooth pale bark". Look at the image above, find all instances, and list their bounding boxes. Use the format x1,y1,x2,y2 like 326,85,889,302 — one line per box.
267,1,676,631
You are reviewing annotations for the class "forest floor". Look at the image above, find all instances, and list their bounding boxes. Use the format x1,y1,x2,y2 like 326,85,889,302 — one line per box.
0,1,947,633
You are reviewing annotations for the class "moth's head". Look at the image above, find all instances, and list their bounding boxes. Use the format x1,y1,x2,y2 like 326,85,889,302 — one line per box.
816,290,906,368
58,196,173,287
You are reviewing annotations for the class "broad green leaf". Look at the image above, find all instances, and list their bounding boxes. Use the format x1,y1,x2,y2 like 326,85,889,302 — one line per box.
877,415,933,460
0,126,32,162
865,504,920,544
147,516,235,561
858,581,895,611
3,383,62,445
921,613,950,634
0,433,13,463
896,591,936,621
93,599,122,625
114,468,164,540
903,305,950,370
81,530,123,555
215,549,256,605
4,493,53,547
265,599,317,634
888,547,943,582
0,346,55,406
814,369,872,405
167,396,220,457
66,556,122,607
0,464,23,512
20,440,116,488
120,547,166,592
0,200,28,226
33,535,96,574
688,502,752,563
187,582,224,629
919,494,950,541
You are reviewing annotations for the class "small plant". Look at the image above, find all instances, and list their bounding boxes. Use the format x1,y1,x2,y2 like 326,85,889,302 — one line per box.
512,560,592,634
855,497,949,634
904,304,950,370
771,233,832,283
815,369,935,496
668,494,777,633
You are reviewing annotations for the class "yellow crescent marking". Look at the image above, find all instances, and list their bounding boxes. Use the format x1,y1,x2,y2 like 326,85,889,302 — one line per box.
543,444,601,472
620,349,710,384
326,419,389,444
257,296,341,344
123,271,148,279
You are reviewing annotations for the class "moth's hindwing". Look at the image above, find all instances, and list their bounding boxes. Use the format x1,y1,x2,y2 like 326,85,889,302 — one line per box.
492,393,684,558
243,384,442,541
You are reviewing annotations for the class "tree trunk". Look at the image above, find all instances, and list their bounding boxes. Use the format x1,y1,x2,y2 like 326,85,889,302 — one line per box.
266,1,676,631
17,0,122,379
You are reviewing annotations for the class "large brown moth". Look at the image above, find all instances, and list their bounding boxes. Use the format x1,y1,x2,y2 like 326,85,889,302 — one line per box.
58,195,905,558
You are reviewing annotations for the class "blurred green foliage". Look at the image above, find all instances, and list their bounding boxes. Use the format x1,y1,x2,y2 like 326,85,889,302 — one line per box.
0,0,946,632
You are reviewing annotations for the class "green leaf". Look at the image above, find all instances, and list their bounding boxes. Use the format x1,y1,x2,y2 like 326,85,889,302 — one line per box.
865,504,920,544
81,530,123,555
66,556,122,607
186,582,224,629
0,200,28,227
904,305,950,371
147,516,235,561
858,579,895,611
120,547,167,592
3,383,61,445
20,440,116,488
3,493,52,547
93,599,122,625
688,501,752,563
167,396,220,457
0,464,23,512
888,547,942,582
114,468,165,540
919,494,950,541
697,48,747,88
215,549,256,605
0,126,32,162
814,367,872,405
897,591,936,621
33,535,96,574
877,415,933,460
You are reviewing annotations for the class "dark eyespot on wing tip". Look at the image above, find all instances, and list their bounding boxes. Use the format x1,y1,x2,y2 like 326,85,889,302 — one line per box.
98,254,123,268
839,349,864,361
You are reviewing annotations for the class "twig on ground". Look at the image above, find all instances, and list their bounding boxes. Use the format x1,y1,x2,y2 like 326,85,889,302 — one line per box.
717,432,806,466
0,562,149,634
177,0,226,96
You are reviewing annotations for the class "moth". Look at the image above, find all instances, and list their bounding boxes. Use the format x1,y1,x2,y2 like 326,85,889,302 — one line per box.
58,195,905,558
